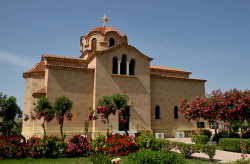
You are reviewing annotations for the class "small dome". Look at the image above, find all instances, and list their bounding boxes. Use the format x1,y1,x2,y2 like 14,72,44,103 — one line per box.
83,27,125,39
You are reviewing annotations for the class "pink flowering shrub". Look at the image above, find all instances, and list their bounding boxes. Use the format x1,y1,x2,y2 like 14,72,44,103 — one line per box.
66,134,89,157
25,135,68,158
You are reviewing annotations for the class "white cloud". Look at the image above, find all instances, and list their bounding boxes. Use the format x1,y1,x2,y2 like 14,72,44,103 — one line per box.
0,50,36,69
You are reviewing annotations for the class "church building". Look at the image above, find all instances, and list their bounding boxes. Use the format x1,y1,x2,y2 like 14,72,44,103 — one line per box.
22,17,206,139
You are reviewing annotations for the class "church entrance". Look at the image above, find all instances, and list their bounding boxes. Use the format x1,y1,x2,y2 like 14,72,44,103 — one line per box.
119,106,130,131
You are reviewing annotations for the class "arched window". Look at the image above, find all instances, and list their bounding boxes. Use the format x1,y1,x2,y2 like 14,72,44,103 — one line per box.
112,57,118,74
120,55,126,75
109,38,115,47
174,106,178,119
155,106,160,119
91,38,97,50
129,59,135,75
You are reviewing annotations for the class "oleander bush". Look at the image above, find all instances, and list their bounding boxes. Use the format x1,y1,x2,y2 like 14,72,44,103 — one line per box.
126,150,187,164
135,130,154,150
219,138,250,153
25,135,68,158
192,135,209,144
0,135,26,159
66,134,90,157
90,133,137,156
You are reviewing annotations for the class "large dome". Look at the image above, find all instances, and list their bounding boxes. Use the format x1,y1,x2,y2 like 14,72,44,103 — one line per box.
83,26,125,39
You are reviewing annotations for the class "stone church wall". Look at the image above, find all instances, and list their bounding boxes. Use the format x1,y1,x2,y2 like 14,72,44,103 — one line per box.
150,75,205,137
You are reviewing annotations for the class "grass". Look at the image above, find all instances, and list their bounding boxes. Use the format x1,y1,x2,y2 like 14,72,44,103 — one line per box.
0,156,223,164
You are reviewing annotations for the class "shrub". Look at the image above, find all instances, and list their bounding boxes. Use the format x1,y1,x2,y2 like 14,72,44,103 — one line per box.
212,131,228,142
174,141,216,161
200,129,212,139
90,133,137,156
219,138,250,153
126,150,187,164
229,132,240,138
135,131,154,150
242,131,250,139
25,135,68,158
67,134,89,157
192,135,209,144
151,139,176,151
0,135,26,159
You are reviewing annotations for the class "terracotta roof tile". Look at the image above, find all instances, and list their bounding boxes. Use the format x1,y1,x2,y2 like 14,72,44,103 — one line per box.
24,61,45,74
83,27,125,39
151,74,207,82
150,65,184,72
32,86,46,97
42,54,85,61
46,64,94,70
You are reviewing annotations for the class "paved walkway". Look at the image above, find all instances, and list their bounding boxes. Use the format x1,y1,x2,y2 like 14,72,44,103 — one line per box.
166,138,250,163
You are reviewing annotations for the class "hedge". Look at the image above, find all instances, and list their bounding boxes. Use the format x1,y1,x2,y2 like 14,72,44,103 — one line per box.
151,139,216,161
219,138,250,153
191,135,209,144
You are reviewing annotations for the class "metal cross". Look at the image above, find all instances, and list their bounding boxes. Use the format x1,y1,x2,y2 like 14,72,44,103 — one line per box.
101,15,108,27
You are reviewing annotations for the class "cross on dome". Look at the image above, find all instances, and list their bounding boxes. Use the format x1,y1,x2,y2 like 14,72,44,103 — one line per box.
101,15,108,27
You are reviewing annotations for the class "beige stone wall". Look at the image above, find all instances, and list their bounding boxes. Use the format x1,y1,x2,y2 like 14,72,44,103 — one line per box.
22,74,45,138
43,68,94,139
91,47,152,137
150,75,206,137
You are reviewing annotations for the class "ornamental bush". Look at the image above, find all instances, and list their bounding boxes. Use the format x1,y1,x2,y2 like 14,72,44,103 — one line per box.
25,135,68,158
0,135,26,159
200,129,212,139
212,131,229,142
66,134,89,157
135,131,154,150
126,150,187,164
151,139,177,151
192,135,209,144
90,133,137,156
219,138,250,153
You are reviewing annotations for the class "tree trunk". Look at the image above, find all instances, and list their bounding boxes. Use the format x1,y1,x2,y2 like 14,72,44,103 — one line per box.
60,118,64,142
106,118,109,137
12,120,25,142
42,119,46,137
214,121,218,135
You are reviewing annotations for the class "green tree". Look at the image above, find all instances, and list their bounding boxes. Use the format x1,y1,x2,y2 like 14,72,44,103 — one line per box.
33,96,54,137
54,96,73,141
0,92,24,141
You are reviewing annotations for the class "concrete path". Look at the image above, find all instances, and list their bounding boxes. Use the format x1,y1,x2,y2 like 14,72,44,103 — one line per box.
166,138,250,163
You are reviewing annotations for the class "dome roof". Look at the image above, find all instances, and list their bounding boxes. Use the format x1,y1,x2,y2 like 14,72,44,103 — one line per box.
83,27,125,39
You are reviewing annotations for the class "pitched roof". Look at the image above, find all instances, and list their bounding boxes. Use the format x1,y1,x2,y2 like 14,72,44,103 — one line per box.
24,61,45,74
150,65,184,72
93,44,153,61
82,27,126,39
32,86,46,97
42,54,85,61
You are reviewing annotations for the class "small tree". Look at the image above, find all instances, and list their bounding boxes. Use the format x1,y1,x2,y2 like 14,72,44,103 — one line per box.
33,96,54,137
54,96,73,141
0,93,24,141
88,93,128,136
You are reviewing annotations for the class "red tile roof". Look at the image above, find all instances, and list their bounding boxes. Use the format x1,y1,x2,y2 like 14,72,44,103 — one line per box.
42,54,85,61
32,86,46,97
150,65,184,72
24,61,45,74
83,27,126,39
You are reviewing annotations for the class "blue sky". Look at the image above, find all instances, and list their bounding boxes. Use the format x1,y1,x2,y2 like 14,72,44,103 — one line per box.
0,0,249,109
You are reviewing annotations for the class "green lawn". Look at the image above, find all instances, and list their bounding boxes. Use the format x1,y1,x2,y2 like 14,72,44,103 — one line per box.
0,156,221,164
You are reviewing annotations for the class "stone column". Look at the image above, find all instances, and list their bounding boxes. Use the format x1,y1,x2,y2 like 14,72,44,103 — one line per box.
118,60,121,75
126,61,130,75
